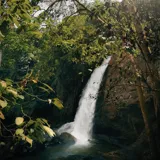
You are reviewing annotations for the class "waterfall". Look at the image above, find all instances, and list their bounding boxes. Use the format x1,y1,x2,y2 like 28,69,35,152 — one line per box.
58,57,111,144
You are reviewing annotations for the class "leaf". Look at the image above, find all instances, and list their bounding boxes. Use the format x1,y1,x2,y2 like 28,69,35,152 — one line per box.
15,117,24,126
26,120,35,127
42,125,56,137
41,119,50,127
15,128,24,135
36,118,50,127
15,131,33,146
32,79,38,83
0,111,5,120
24,136,33,146
5,79,13,86
7,88,18,97
0,31,5,40
17,95,24,100
41,83,55,92
0,142,5,146
88,69,92,72
0,81,7,88
10,146,14,150
0,99,7,108
39,86,50,93
78,72,82,75
30,31,42,39
21,12,31,20
52,98,64,109
13,17,20,27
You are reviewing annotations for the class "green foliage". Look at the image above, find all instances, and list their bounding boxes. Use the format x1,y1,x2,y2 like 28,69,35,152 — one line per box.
14,117,55,146
0,31,41,80
0,0,61,150
0,0,37,36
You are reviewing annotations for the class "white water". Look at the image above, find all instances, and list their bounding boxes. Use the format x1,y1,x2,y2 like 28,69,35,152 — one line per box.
58,57,111,144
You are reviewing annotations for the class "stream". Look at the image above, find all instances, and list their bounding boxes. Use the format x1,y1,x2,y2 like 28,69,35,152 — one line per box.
17,137,118,160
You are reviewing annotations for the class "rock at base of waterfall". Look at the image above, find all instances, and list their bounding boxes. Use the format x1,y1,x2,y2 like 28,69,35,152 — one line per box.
59,132,76,145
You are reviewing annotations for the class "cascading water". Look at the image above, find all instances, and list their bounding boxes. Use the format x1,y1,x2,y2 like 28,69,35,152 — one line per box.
58,57,111,144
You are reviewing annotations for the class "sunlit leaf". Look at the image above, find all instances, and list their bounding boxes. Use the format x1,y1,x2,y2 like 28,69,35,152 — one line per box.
0,111,5,120
32,79,38,83
24,136,33,146
0,99,7,108
15,117,24,126
7,88,18,97
42,83,55,92
17,95,24,100
30,31,42,39
42,125,56,137
52,98,64,109
41,119,50,127
0,81,7,88
15,128,24,135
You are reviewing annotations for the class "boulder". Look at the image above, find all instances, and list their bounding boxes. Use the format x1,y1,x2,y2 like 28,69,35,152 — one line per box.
59,132,76,145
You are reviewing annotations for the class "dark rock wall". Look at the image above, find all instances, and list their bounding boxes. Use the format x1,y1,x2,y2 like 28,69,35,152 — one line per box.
94,54,153,145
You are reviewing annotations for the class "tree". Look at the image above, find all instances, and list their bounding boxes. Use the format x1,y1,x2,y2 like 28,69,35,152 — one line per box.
0,0,63,152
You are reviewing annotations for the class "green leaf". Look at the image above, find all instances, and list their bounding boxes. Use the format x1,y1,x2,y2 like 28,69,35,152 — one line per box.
39,86,50,93
17,95,24,99
41,118,50,127
41,83,55,92
7,88,18,97
0,100,7,108
15,128,24,135
52,98,64,109
30,31,42,39
13,17,20,27
26,120,35,127
0,31,5,41
21,12,31,20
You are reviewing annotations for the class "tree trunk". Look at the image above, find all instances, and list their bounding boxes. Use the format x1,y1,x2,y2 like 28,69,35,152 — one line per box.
136,81,158,160
129,55,159,159
126,0,160,152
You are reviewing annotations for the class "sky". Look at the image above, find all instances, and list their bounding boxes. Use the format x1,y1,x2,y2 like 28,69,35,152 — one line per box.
34,0,123,18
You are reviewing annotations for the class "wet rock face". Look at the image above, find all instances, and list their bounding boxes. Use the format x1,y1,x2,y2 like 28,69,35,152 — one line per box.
94,54,149,145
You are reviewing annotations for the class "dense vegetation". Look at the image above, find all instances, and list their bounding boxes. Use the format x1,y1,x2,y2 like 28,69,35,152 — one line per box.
0,0,160,160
